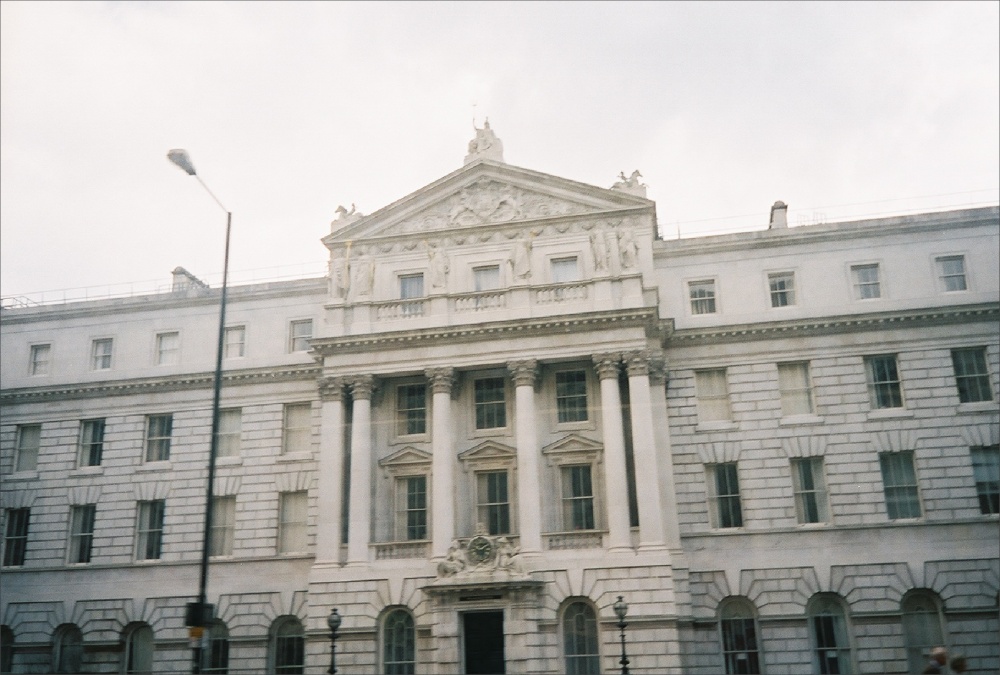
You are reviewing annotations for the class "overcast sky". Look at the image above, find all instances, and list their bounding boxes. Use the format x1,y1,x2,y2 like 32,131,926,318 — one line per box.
2,1,997,300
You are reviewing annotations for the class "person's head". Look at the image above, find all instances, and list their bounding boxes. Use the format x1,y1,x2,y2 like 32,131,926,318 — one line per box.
950,654,967,673
931,646,947,665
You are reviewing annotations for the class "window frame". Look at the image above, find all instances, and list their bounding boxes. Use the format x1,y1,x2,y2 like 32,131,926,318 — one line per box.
791,457,830,525
288,319,313,353
970,445,999,515
850,262,882,300
271,616,305,675
707,462,743,529
560,465,596,531
399,272,425,317
688,278,718,315
53,623,84,674
473,264,502,292
224,325,246,359
935,254,968,293
282,403,312,455
78,418,106,468
473,376,508,431
68,504,96,564
91,337,113,370
382,608,416,675
204,620,230,675
767,271,796,308
278,491,308,554
562,600,600,675
951,347,994,403
209,495,236,558
864,354,904,410
144,414,173,462
216,408,242,459
122,623,154,675
476,470,512,535
2,508,30,567
555,369,589,425
29,343,51,376
14,423,41,473
395,475,429,541
901,591,945,675
718,598,762,675
550,256,581,284
695,369,732,423
135,500,165,561
777,361,814,417
396,383,428,438
155,331,180,366
879,451,922,520
807,594,854,675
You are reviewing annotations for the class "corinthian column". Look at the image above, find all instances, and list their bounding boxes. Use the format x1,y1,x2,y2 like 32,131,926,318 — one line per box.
426,367,456,558
625,351,667,551
347,375,375,565
316,377,347,562
508,359,542,554
594,353,631,552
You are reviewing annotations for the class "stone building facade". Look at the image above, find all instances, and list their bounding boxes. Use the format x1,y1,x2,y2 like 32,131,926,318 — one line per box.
1,127,998,674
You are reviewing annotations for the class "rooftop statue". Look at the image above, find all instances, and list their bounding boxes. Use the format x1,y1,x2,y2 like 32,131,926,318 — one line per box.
464,118,505,165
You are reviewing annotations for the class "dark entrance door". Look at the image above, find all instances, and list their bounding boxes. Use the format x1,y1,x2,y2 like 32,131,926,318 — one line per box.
463,611,505,674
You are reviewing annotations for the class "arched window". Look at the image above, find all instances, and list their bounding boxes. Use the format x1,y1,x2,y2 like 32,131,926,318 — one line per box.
53,623,83,674
562,601,599,675
719,598,761,675
383,608,415,675
901,591,945,675
808,595,853,674
271,616,304,675
1,625,14,674
204,620,229,674
121,623,153,674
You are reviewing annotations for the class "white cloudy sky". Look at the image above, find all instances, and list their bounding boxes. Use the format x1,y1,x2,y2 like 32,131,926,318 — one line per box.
2,1,997,299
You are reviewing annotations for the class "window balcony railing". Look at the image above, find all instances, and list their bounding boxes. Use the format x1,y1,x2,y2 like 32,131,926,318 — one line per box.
375,299,427,320
534,282,589,304
455,291,507,313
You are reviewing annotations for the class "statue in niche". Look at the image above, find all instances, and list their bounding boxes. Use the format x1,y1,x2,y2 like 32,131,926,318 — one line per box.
590,228,609,272
350,247,374,299
509,233,533,280
437,540,467,577
426,242,449,289
328,249,350,299
618,227,638,269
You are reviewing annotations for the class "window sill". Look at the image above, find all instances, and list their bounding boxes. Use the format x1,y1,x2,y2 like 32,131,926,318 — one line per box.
4,470,39,481
277,451,313,463
391,433,430,445
137,461,172,472
471,427,511,439
956,401,997,414
779,415,824,427
70,466,104,477
554,420,595,432
695,421,738,433
867,408,914,420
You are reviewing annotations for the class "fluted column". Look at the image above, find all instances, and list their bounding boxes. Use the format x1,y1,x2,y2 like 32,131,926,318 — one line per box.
316,377,347,562
347,375,375,565
508,359,542,554
426,367,456,558
625,351,667,551
594,353,631,552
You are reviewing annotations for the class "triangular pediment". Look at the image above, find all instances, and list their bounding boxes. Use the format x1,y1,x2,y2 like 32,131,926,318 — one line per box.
541,434,604,465
379,446,433,469
324,159,652,246
458,439,518,464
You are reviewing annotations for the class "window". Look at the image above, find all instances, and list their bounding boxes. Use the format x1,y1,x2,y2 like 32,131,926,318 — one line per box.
210,496,236,557
216,409,241,458
399,273,425,316
397,384,427,436
2,508,30,567
382,609,416,675
53,624,83,674
556,370,588,423
719,598,761,674
271,617,304,675
689,279,717,314
880,451,921,519
970,445,999,515
901,592,945,675
563,601,600,675
14,424,40,472
122,623,153,674
91,338,113,370
68,504,96,564
851,263,881,299
707,463,743,528
204,621,229,674
477,471,510,535
0,626,12,673
952,348,993,403
278,491,307,554
695,369,732,422
474,377,507,429
396,476,428,541
29,344,50,376
936,255,967,292
561,466,595,530
224,325,246,359
155,331,179,365
474,265,501,291
78,419,105,467
791,458,829,524
145,415,173,462
282,403,312,455
136,500,165,560
777,362,814,416
551,256,580,283
768,271,796,307
865,355,903,409
288,319,312,353
808,595,853,675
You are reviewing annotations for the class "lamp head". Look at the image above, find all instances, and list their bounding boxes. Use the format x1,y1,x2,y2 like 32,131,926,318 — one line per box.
613,596,628,621
167,149,197,176
327,608,342,632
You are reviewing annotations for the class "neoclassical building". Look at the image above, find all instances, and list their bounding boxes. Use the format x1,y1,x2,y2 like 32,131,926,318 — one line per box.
1,125,998,674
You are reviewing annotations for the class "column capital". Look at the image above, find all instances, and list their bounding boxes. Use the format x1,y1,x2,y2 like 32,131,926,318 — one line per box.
623,350,651,377
507,359,539,389
317,376,348,402
648,350,668,386
425,367,457,397
592,353,621,380
623,349,667,382
349,375,377,400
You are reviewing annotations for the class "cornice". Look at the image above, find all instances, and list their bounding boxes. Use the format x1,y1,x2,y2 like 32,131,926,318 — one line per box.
668,303,999,345
0,364,322,404
311,309,672,356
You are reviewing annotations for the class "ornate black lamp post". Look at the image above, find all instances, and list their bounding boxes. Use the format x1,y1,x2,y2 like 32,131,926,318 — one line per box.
168,149,231,675
327,608,342,674
613,595,630,675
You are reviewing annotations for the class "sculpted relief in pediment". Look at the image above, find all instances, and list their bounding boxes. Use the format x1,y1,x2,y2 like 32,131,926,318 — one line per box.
398,179,594,233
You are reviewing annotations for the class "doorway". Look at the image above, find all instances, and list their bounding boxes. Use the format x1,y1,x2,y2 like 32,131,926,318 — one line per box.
463,611,505,674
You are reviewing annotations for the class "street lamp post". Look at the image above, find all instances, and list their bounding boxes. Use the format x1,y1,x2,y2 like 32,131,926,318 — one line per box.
613,595,630,675
327,609,342,674
167,149,232,675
